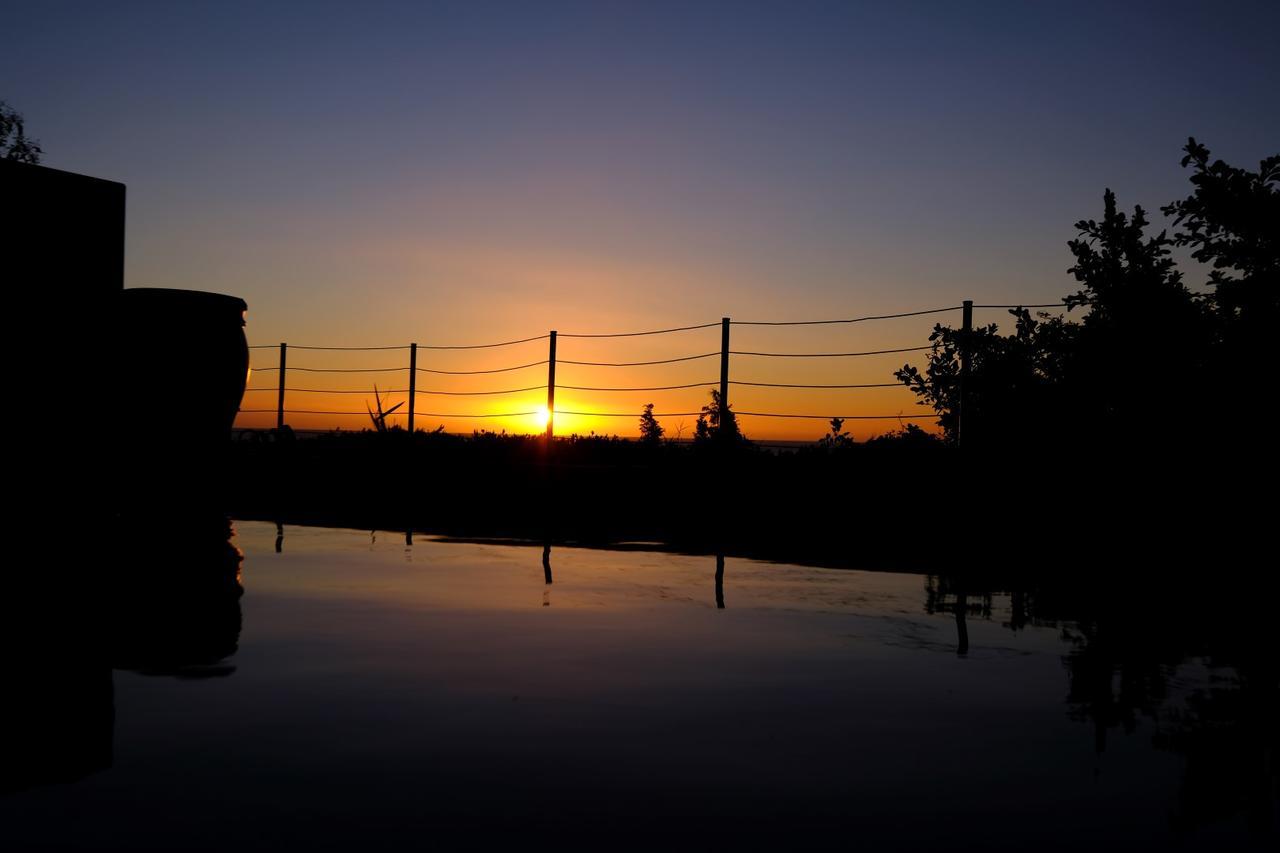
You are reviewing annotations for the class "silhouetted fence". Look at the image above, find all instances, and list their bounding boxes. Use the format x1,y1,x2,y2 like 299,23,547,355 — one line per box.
237,300,1075,442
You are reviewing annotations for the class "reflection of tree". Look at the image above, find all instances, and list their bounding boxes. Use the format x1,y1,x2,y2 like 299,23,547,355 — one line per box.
927,573,1279,836
924,575,991,654
924,576,993,620
1154,657,1280,835
1060,620,1172,754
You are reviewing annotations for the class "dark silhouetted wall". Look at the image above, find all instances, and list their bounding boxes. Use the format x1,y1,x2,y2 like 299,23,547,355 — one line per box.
2,160,125,510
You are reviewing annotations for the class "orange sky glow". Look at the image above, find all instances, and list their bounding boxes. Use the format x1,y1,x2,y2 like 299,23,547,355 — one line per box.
231,306,999,442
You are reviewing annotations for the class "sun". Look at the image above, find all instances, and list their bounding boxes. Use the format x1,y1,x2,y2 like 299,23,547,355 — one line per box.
535,405,551,431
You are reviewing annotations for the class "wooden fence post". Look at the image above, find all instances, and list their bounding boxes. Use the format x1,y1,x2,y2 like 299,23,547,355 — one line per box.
720,317,730,434
276,342,287,429
959,300,972,447
546,331,557,443
407,342,418,433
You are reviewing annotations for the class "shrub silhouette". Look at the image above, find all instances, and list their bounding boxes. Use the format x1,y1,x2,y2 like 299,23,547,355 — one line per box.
366,385,404,433
0,101,41,163
638,403,664,446
816,417,852,450
693,389,747,446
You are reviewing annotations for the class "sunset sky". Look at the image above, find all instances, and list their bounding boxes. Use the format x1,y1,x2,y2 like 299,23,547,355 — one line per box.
6,1,1278,438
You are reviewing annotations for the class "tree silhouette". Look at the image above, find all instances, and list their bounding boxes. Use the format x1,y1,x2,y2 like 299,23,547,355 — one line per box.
1162,137,1280,329
895,307,1078,447
891,140,1265,449
693,389,746,446
0,101,42,163
1064,187,1211,439
638,403,664,445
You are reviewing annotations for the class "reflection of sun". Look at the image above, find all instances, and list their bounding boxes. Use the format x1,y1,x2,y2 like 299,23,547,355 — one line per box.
535,406,550,430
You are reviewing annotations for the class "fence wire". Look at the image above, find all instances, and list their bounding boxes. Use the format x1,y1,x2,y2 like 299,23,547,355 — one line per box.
559,352,720,367
731,306,960,326
559,322,720,338
731,381,905,389
730,345,934,358
416,360,549,375
232,301,1034,434
241,408,538,418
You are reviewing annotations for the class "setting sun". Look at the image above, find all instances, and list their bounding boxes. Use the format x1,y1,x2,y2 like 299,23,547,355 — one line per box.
535,405,551,431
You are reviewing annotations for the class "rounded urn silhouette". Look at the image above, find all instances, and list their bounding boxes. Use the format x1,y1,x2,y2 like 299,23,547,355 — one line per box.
114,288,249,513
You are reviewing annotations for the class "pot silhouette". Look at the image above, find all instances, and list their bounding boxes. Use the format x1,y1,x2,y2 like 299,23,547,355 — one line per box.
113,288,249,515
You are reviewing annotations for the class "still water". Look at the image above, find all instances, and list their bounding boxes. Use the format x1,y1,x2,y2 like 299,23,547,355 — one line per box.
6,521,1276,850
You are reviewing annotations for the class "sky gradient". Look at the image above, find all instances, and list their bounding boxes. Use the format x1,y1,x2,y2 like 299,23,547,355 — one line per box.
6,1,1278,438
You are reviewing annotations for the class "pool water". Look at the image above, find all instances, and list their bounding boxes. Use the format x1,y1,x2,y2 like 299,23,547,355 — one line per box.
5,521,1275,850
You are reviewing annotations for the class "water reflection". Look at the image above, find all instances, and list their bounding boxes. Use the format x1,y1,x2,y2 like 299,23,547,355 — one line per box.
109,522,243,677
4,518,245,795
924,575,990,655
542,543,553,606
925,572,1279,837
8,522,1275,846
5,662,113,794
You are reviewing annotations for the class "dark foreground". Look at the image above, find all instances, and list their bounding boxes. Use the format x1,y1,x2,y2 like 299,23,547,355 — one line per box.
7,520,1276,851
228,429,1273,571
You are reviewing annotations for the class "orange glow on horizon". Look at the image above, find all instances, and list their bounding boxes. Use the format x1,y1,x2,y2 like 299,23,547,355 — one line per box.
227,288,990,442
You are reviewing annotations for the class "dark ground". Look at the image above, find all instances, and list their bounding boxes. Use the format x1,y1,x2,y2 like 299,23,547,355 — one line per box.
225,428,1271,577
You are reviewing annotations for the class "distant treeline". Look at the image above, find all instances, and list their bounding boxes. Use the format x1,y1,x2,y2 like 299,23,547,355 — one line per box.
230,420,949,565
227,415,1260,569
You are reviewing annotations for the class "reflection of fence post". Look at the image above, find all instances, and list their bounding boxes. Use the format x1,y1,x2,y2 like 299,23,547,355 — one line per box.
720,317,730,433
546,331,557,444
407,342,418,433
276,342,287,429
958,300,972,447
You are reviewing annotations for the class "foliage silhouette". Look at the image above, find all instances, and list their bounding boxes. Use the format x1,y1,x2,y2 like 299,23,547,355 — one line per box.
693,389,748,446
895,307,1078,446
893,137,1280,451
366,385,404,433
863,422,939,449
638,402,664,446
230,419,971,564
816,417,852,450
0,100,41,163
1161,137,1280,329
1064,187,1212,440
